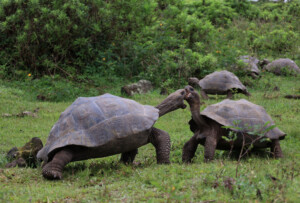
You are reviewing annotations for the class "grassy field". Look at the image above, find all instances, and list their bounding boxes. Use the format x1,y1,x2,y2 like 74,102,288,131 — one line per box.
0,73,299,202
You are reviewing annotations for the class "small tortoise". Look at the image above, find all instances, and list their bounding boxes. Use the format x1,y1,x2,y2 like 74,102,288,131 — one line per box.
264,58,300,76
182,86,286,162
238,55,261,78
188,70,250,100
37,90,186,180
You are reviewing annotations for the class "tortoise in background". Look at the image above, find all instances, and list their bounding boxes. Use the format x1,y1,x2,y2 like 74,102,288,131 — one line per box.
264,58,300,76
238,55,261,79
188,70,250,100
38,90,186,180
182,86,285,162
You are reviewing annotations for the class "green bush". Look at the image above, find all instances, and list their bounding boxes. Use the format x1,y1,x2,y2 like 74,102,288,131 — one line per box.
205,1,237,26
253,29,298,54
0,0,100,77
0,0,158,78
226,0,259,20
0,0,299,89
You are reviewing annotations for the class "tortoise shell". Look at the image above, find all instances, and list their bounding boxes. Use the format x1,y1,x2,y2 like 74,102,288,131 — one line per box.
201,99,286,140
239,55,261,75
265,58,300,75
37,94,159,162
199,70,248,94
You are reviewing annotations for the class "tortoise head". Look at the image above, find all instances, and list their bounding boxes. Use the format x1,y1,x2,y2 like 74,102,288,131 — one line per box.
156,88,187,117
184,85,201,106
188,77,200,87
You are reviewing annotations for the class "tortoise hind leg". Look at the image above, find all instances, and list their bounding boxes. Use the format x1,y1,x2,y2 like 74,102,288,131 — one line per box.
42,149,73,180
149,128,170,164
120,149,138,164
182,133,199,163
271,139,283,158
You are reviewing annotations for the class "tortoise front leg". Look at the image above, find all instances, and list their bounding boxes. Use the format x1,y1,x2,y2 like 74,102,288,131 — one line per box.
42,149,73,180
271,139,283,158
149,128,170,164
204,132,218,162
120,149,138,164
200,89,210,100
182,134,199,163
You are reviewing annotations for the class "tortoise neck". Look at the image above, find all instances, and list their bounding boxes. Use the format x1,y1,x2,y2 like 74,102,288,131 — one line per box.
155,97,178,117
155,98,173,117
189,101,208,128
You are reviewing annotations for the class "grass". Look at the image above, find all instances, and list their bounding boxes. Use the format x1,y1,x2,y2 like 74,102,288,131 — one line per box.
0,73,300,202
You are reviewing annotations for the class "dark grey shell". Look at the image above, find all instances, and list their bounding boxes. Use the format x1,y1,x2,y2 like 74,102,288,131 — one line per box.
239,55,260,75
201,99,286,140
199,70,247,94
265,58,300,75
37,94,159,161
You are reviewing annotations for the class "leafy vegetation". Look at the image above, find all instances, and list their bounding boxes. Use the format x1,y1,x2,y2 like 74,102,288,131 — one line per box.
1,0,299,88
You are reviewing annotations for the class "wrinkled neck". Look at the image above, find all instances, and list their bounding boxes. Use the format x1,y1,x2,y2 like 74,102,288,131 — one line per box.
155,98,173,117
156,97,180,117
189,102,208,128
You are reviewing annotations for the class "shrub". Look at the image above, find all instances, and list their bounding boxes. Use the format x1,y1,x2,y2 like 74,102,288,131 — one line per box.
0,0,299,90
0,0,158,79
253,29,298,54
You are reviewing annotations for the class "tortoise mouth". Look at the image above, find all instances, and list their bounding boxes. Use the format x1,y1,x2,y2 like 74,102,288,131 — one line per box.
184,85,194,100
185,92,191,100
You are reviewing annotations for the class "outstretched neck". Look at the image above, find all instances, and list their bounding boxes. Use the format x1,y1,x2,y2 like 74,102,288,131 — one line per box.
155,100,175,117
189,102,208,128
155,89,186,117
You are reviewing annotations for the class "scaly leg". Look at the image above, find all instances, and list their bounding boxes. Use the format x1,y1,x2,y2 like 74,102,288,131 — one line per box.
149,128,171,164
182,134,199,163
120,149,138,164
204,132,218,162
271,139,283,158
42,149,73,180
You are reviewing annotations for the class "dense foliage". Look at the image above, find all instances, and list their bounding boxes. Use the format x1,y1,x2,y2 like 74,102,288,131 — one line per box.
0,0,299,88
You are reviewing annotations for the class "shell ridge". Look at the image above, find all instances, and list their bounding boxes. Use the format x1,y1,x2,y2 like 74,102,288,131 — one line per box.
201,99,285,139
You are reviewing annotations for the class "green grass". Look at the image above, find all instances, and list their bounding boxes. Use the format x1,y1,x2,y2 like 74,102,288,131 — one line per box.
0,73,300,202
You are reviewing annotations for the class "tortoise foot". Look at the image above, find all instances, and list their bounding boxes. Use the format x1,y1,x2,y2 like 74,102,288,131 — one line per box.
42,163,63,180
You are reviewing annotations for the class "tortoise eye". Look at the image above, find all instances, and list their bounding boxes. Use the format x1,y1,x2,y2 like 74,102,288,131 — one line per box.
180,91,185,95
189,87,194,91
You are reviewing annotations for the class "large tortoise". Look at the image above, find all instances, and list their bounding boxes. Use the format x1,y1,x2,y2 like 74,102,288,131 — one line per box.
38,90,186,180
188,70,250,100
182,86,286,162
264,58,300,76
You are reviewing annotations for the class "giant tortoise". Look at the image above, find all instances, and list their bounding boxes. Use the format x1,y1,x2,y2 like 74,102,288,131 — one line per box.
37,90,186,180
182,86,286,162
264,58,300,76
238,55,261,78
188,70,250,100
